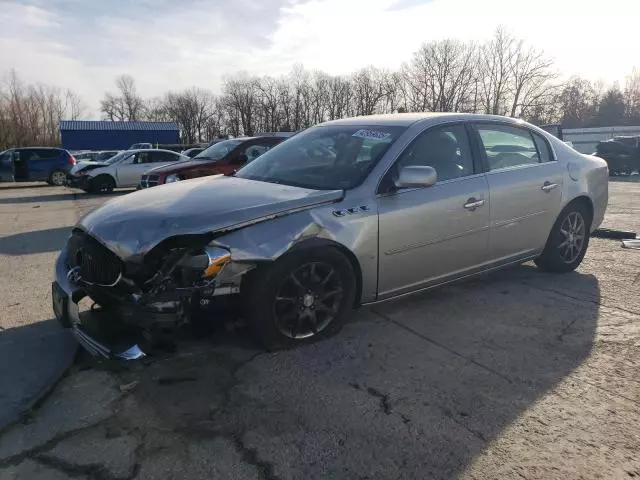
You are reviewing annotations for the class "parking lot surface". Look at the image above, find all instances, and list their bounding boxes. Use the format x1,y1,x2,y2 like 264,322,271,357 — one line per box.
0,181,639,479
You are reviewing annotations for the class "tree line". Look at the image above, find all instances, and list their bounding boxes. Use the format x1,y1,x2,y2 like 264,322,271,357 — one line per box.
2,28,640,149
0,71,84,149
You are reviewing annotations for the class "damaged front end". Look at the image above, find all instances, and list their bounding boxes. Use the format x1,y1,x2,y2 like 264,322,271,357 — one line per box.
52,228,257,360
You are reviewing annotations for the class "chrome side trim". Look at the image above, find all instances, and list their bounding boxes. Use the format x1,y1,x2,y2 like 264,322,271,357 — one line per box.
384,226,490,256
365,253,540,306
493,211,545,228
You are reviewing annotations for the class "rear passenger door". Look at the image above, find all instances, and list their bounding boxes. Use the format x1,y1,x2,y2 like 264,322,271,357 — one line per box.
472,123,563,263
23,149,51,181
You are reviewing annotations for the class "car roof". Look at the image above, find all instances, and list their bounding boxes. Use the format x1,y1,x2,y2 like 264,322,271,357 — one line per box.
126,149,181,153
227,136,282,143
318,112,531,128
14,146,64,151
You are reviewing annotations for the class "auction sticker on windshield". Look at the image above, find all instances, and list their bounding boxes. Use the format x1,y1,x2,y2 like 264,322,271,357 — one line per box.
352,129,391,140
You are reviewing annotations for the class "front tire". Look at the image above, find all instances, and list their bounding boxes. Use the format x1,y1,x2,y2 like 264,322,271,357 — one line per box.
535,202,591,273
245,248,356,351
90,175,115,194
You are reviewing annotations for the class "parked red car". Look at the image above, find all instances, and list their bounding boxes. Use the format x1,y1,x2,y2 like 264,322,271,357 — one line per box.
139,136,285,188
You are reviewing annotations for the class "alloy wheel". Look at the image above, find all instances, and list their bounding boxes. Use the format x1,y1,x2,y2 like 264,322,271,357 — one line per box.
558,211,586,264
51,171,66,186
273,261,343,339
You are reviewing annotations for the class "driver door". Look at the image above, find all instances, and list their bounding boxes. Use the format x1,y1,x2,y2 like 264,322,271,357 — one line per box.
376,124,490,300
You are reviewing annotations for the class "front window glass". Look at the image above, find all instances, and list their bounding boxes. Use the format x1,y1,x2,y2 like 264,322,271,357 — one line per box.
194,139,243,161
236,125,406,190
394,125,474,182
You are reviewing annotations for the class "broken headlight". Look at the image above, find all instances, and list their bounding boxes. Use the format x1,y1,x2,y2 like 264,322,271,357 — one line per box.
177,246,231,281
145,245,232,294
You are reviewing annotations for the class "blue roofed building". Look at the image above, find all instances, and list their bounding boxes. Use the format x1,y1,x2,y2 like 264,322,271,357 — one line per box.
60,121,180,150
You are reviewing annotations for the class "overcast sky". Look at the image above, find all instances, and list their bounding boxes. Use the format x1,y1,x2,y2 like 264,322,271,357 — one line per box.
2,0,638,117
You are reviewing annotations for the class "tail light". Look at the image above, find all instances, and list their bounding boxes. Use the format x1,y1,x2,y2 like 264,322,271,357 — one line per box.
68,155,77,166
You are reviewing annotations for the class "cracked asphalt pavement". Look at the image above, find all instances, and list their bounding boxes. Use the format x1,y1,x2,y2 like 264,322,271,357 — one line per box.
1,181,639,479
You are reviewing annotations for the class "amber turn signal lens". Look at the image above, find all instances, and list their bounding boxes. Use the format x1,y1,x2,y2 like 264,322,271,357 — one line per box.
203,253,231,278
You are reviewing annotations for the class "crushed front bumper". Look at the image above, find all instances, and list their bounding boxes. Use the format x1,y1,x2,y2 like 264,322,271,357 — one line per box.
65,174,90,190
52,250,146,360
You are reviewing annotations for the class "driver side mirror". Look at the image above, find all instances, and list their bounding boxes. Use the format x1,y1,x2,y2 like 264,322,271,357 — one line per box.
395,165,437,189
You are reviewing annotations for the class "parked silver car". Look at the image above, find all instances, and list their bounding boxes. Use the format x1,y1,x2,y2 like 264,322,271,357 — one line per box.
66,149,187,193
52,113,608,358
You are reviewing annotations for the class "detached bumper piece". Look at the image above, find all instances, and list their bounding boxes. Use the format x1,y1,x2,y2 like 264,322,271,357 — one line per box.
52,281,147,360
52,243,150,361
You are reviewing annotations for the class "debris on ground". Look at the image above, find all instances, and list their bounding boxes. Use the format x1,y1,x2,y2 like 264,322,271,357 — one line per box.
621,239,640,249
593,228,637,240
118,380,139,393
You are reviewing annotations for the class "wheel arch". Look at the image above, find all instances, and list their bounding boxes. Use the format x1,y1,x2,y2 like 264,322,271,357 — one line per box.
563,195,594,229
91,172,116,184
287,237,364,308
89,173,117,192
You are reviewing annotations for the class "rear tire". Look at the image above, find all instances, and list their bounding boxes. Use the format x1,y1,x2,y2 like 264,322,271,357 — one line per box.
244,248,356,351
49,170,66,186
535,202,591,273
90,175,115,194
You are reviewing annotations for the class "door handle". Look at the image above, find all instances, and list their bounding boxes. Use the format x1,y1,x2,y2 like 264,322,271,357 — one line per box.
541,181,559,192
463,198,485,211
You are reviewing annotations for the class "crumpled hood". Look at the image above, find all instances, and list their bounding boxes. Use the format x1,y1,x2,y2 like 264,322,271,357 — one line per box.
70,161,108,175
78,175,343,260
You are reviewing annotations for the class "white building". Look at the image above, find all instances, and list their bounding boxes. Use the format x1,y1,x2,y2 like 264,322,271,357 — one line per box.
563,126,640,154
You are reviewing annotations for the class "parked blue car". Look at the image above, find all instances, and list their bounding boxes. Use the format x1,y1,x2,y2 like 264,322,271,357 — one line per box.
0,147,76,186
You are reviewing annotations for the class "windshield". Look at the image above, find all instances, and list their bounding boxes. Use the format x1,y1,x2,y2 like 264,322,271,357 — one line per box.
235,125,406,190
104,151,132,165
95,151,118,161
194,139,243,160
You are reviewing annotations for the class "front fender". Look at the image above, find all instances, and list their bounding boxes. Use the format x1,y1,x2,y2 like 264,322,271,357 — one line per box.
87,166,111,179
214,204,379,304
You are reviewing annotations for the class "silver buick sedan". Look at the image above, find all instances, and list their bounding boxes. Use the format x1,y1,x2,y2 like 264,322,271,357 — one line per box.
52,113,609,357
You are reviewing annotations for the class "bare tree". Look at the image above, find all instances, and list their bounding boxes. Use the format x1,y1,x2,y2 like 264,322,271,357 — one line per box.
479,28,517,115
508,43,557,117
556,77,599,127
351,67,390,116
221,74,259,135
100,74,145,121
624,68,640,123
0,70,86,149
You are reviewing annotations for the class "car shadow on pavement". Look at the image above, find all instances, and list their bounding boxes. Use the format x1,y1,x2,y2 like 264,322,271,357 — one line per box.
0,319,76,431
0,191,129,204
107,264,600,479
0,226,72,255
0,183,51,191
